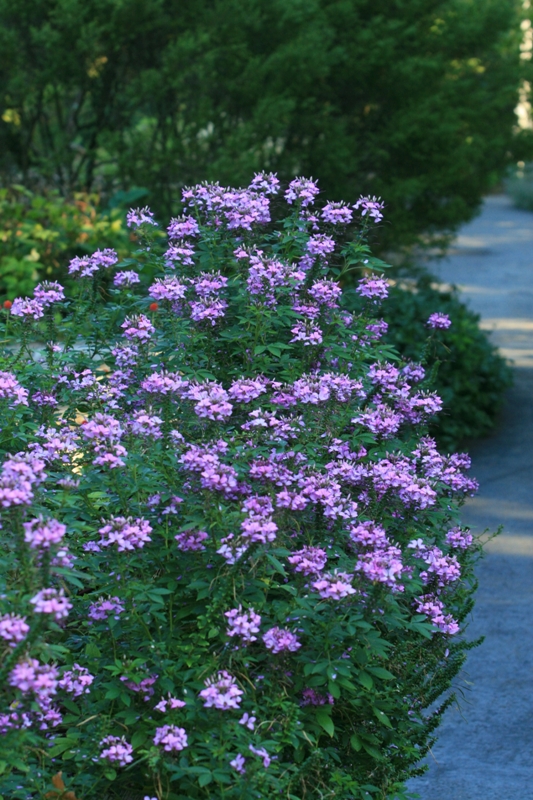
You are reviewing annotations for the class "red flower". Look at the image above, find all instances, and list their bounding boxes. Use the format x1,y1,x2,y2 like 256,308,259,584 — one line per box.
3,300,12,310
148,302,158,312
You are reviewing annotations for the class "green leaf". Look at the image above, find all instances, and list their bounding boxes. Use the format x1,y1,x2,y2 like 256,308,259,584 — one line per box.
104,768,117,781
198,772,213,787
358,671,374,690
373,707,393,728
367,666,395,680
315,708,335,737
350,734,362,751
131,729,147,749
85,641,102,658
362,743,383,761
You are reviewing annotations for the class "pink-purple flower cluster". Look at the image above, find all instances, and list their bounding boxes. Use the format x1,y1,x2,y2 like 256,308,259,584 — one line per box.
225,606,262,643
199,671,243,710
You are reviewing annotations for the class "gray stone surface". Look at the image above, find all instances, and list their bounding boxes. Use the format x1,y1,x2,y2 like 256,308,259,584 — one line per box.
407,196,533,800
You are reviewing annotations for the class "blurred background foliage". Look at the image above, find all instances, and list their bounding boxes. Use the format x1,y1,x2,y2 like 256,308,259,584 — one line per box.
0,0,529,252
0,185,130,298
0,0,526,448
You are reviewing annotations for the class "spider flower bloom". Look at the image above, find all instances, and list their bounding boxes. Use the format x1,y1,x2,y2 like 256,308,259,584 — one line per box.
356,275,389,301
285,177,319,207
30,588,72,621
225,606,261,643
354,195,385,223
262,626,301,653
113,271,140,288
33,281,65,305
153,725,188,752
98,516,152,551
0,371,29,406
121,314,155,341
10,298,45,320
427,312,452,329
199,670,243,709
0,614,30,646
23,516,66,549
99,735,134,766
127,206,157,228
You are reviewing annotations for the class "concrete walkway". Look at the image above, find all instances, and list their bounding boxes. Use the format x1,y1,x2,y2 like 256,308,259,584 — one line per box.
407,195,533,800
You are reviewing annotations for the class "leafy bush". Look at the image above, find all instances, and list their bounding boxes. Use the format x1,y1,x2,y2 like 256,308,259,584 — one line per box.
0,185,130,298
381,276,513,450
0,175,483,800
0,0,523,250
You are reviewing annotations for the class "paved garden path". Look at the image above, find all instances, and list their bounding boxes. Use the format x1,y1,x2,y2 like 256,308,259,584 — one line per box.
407,195,533,800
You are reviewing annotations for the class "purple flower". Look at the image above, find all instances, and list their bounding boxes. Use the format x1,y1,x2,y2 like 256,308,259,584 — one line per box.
186,382,233,420
288,546,327,576
356,274,389,301
33,281,65,305
249,171,280,195
167,215,200,239
354,195,385,223
199,670,243,710
127,206,158,228
121,673,157,700
153,724,188,752
285,177,320,207
9,658,59,704
306,234,335,258
0,614,30,646
174,529,209,551
113,271,140,288
30,588,72,620
290,321,323,346
23,516,66,549
99,735,134,766
121,314,155,341
148,277,187,302
238,712,256,730
308,279,342,307
68,249,118,277
129,410,163,439
0,371,29,406
301,688,334,706
427,313,452,330
154,694,186,712
445,527,473,550
311,571,356,600
97,516,152,551
321,201,353,225
249,744,271,768
164,244,195,266
230,753,246,774
88,596,125,621
189,299,227,325
10,298,45,320
228,377,268,403
262,627,301,654
59,664,94,696
193,272,228,297
414,595,459,635
225,606,262,643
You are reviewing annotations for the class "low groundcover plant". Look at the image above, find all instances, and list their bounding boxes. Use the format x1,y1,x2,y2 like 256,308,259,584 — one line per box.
0,174,481,800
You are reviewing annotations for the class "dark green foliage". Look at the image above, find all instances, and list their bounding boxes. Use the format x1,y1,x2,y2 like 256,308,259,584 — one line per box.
0,0,523,249
382,274,513,450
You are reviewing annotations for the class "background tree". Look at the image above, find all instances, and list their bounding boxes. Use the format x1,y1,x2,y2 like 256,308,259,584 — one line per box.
0,0,524,248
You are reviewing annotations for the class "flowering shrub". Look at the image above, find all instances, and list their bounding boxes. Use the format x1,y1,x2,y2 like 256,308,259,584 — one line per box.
0,174,482,800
